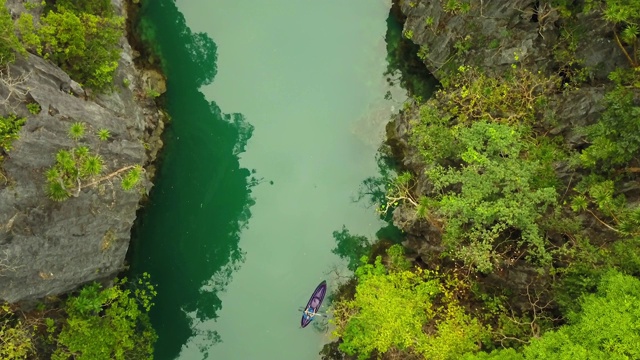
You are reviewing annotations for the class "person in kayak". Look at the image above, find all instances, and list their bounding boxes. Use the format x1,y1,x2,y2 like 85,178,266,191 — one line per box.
304,306,316,320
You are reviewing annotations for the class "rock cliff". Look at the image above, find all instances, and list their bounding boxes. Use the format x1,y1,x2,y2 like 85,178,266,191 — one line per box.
0,1,165,302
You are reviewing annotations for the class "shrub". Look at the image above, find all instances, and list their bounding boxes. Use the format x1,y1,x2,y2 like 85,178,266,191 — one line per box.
38,7,124,91
580,86,640,168
333,247,487,359
423,121,559,271
51,274,157,360
16,13,42,55
0,303,34,360
0,0,25,65
26,102,41,115
0,114,26,160
54,0,114,17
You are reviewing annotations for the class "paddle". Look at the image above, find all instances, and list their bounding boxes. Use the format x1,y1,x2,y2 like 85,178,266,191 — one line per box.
298,307,329,317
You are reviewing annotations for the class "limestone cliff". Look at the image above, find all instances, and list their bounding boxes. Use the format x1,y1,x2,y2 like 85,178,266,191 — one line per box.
0,1,165,302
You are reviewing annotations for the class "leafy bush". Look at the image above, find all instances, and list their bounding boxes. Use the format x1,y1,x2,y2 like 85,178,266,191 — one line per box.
26,102,41,115
401,67,566,272
0,303,34,360
0,0,25,65
0,114,26,160
525,270,640,358
16,13,41,55
580,87,640,168
424,121,559,271
437,66,555,126
51,274,157,360
54,0,114,17
333,246,487,359
37,7,123,91
465,271,640,359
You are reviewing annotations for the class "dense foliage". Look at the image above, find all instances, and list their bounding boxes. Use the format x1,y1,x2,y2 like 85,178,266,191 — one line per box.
0,0,25,65
326,2,640,359
333,246,487,360
424,120,558,272
404,67,565,272
464,271,640,359
0,275,156,360
52,275,157,360
0,304,34,360
16,0,124,91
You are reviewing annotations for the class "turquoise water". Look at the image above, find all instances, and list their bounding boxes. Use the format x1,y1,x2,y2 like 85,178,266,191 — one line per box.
129,0,406,359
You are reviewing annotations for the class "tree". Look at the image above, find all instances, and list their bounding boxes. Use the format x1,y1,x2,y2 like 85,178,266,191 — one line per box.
333,246,487,359
52,275,157,360
37,7,124,91
465,271,640,360
424,121,558,272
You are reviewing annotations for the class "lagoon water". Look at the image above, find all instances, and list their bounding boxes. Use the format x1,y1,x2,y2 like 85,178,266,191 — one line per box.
129,1,406,359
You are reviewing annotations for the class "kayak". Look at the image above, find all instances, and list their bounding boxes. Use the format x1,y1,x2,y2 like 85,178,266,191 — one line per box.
301,280,327,328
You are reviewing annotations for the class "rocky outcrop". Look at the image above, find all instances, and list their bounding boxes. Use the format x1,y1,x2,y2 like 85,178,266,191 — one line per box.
398,0,626,80
0,2,166,302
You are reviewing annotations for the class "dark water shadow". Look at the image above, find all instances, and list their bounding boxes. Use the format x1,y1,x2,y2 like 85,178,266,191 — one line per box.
126,1,256,359
384,1,438,100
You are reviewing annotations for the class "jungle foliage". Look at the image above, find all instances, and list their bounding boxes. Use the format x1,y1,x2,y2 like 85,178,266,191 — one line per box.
332,246,487,360
327,2,640,359
0,275,157,360
16,0,124,91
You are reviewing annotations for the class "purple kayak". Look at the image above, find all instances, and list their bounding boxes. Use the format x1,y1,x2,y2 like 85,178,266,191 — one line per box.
301,280,327,328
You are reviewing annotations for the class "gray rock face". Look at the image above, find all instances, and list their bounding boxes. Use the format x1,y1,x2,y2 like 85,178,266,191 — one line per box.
399,0,626,79
0,11,164,301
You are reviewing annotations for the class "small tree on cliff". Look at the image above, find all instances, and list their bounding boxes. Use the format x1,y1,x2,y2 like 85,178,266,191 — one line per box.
46,122,144,201
0,0,26,65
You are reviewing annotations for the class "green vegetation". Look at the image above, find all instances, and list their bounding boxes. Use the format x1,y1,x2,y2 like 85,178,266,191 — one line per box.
26,102,41,115
15,0,124,91
0,0,25,65
0,303,34,360
326,2,640,359
0,275,157,360
46,123,143,201
402,67,564,272
52,275,157,360
580,86,640,168
146,87,161,99
96,128,110,141
0,114,26,161
464,271,640,359
333,246,487,360
424,121,558,272
443,0,471,14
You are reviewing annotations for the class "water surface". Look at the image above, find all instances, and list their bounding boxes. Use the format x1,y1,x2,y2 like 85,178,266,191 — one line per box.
130,1,406,359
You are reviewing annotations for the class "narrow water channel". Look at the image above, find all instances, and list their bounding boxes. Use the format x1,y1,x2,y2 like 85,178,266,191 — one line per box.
129,1,407,359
